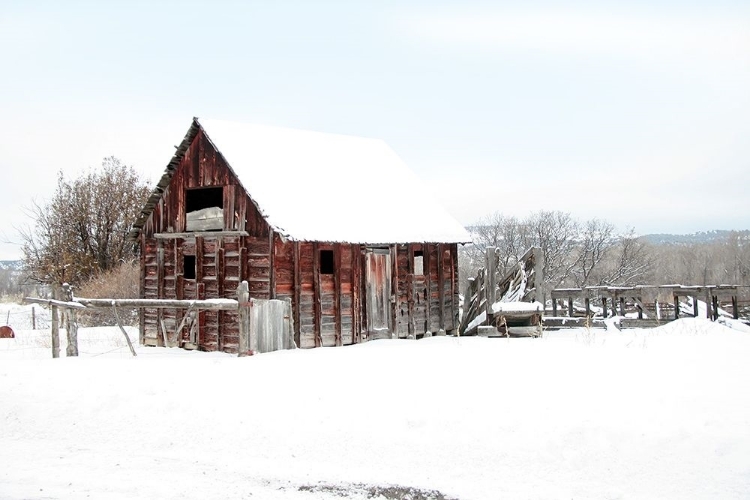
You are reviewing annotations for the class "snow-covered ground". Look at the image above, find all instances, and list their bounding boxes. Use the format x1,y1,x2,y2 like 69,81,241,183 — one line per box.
1,303,749,499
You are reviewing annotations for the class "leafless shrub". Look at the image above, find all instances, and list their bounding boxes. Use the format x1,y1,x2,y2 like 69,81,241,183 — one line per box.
75,259,140,326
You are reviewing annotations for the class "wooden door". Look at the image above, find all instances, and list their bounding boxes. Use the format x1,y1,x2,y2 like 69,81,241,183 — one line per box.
365,249,391,339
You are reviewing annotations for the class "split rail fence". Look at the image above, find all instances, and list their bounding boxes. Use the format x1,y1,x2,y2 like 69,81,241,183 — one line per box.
548,284,745,328
24,280,294,359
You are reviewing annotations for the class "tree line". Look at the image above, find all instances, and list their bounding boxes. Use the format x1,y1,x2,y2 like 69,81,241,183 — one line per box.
459,210,750,301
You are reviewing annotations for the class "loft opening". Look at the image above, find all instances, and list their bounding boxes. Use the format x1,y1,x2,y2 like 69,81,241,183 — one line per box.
185,186,224,231
320,250,334,275
186,186,224,212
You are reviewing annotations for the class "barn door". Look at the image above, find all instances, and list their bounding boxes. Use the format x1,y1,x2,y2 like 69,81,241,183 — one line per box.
365,249,391,339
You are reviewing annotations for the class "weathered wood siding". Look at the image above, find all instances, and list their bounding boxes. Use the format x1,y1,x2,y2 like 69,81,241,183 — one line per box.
273,239,360,349
395,243,458,337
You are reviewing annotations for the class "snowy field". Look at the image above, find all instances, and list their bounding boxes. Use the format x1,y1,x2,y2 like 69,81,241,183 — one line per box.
1,303,750,500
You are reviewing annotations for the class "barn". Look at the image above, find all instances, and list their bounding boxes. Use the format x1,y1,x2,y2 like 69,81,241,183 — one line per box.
129,118,470,352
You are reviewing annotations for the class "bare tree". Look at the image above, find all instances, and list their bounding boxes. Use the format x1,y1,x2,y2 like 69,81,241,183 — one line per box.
20,157,151,287
599,229,653,285
524,210,579,293
570,218,615,287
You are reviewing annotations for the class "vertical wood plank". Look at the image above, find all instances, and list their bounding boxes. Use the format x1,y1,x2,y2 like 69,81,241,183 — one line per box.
216,239,225,349
390,245,398,338
407,244,415,338
334,244,342,346
195,236,204,282
438,244,446,331
450,244,458,332
269,230,276,299
139,234,146,344
238,281,250,356
351,245,359,343
157,239,165,348
239,245,247,284
293,241,301,347
424,243,431,333
313,242,322,347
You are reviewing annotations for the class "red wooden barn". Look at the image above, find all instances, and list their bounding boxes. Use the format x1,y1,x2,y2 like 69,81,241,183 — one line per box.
129,118,470,352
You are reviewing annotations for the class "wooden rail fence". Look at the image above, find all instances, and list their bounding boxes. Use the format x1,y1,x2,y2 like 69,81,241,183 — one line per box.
24,281,294,358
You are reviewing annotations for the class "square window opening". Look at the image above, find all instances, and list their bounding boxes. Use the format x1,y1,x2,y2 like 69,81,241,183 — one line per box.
183,255,196,280
186,186,224,213
320,250,334,275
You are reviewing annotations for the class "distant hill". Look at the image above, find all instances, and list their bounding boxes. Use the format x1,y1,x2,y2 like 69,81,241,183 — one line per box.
641,230,750,245
0,260,22,271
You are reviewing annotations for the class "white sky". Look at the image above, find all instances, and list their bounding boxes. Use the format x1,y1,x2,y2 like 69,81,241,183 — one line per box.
1,1,749,260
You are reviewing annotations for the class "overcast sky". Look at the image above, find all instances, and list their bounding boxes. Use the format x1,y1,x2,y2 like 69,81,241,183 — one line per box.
1,0,749,260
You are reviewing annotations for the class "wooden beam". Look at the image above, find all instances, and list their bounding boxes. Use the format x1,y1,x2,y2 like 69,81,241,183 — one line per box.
112,305,137,356
73,298,238,309
154,231,249,239
23,297,86,310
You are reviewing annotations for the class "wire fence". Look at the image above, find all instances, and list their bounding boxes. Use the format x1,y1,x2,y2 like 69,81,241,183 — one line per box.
0,302,138,359
0,304,53,330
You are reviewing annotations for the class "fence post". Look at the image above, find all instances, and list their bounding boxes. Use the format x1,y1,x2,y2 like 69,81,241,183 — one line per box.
62,283,79,357
485,247,497,326
238,281,250,357
51,285,60,358
32,306,36,330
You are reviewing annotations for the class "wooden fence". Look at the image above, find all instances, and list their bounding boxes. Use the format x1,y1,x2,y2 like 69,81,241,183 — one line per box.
25,280,295,358
548,284,744,328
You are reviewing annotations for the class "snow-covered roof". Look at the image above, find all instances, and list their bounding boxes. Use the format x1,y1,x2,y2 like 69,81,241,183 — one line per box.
192,118,470,244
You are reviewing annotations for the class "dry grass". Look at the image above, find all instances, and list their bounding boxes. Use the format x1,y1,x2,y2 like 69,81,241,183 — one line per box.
76,259,140,326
